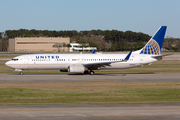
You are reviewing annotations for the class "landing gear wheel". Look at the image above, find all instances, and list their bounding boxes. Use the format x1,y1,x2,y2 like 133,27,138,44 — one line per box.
90,71,94,75
19,72,23,75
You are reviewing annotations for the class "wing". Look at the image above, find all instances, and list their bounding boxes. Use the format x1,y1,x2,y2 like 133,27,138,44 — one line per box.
83,51,132,70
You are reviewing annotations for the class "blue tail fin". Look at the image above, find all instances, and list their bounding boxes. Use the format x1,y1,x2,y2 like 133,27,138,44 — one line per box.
140,26,167,55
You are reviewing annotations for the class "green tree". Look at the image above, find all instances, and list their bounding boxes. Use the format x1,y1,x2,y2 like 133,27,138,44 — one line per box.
2,38,8,51
0,39,2,51
66,44,72,52
52,43,63,52
0,32,2,38
78,40,89,52
175,41,180,51
135,41,144,50
3,28,155,51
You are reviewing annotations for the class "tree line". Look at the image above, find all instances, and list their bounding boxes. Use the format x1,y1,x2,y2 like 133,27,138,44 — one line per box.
0,29,180,51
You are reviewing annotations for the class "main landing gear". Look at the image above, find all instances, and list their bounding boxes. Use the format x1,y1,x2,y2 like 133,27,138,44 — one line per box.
84,70,95,75
19,71,23,75
90,70,94,75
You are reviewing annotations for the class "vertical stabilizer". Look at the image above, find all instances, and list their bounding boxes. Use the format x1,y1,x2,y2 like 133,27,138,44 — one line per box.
139,26,167,55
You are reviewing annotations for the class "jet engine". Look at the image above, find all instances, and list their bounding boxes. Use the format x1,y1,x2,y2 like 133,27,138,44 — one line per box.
68,65,85,73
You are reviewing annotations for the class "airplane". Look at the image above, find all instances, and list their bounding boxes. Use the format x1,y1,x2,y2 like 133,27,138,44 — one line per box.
5,26,168,75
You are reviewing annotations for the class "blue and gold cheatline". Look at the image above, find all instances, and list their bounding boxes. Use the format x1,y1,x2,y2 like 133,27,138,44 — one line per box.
140,39,160,55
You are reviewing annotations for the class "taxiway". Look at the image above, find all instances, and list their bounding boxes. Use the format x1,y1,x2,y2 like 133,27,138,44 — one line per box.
0,103,180,120
0,73,179,82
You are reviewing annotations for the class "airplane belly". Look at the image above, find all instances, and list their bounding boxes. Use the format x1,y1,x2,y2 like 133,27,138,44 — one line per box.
105,63,142,69
28,64,68,70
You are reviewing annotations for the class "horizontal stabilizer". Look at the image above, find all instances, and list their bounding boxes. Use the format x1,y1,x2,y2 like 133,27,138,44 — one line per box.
151,54,173,60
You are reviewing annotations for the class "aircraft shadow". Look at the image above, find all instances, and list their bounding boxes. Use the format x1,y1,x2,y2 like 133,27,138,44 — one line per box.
91,73,155,76
7,72,155,76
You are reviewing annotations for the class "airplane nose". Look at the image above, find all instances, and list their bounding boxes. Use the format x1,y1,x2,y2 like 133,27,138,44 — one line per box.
5,61,10,66
5,61,15,69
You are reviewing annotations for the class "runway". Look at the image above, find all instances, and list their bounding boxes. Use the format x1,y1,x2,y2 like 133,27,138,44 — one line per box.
0,73,180,120
0,103,180,120
0,73,180,82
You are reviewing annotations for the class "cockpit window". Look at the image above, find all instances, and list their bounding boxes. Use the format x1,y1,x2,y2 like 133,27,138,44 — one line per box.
11,59,18,61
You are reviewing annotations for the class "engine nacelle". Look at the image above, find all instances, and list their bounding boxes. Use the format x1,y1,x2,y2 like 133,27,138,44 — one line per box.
68,65,85,73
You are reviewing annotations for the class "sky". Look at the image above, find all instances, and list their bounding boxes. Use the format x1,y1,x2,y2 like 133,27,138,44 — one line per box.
0,0,180,38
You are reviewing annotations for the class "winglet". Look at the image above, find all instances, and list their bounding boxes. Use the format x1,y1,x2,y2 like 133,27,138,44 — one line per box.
92,49,96,54
124,51,132,61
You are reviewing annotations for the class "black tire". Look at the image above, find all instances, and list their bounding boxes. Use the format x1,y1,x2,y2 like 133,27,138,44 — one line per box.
90,71,94,75
19,72,23,75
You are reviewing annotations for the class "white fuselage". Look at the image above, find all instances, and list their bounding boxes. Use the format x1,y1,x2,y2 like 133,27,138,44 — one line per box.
5,52,158,71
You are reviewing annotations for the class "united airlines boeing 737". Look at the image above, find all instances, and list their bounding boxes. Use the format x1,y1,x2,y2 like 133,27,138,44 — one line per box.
5,26,168,75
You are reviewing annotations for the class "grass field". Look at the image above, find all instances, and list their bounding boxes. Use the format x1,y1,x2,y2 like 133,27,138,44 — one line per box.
0,81,180,104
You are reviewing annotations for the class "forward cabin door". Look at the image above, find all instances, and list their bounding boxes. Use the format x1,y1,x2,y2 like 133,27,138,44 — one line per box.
24,56,28,64
24,56,29,69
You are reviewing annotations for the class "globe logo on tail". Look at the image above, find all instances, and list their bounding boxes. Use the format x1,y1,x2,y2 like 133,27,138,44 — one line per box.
140,39,160,55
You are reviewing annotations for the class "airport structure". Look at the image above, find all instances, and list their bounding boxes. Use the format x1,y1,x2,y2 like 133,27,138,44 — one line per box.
8,37,70,52
70,43,97,52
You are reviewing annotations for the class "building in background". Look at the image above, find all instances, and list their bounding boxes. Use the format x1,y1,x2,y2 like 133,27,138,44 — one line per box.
70,43,97,52
8,37,70,52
